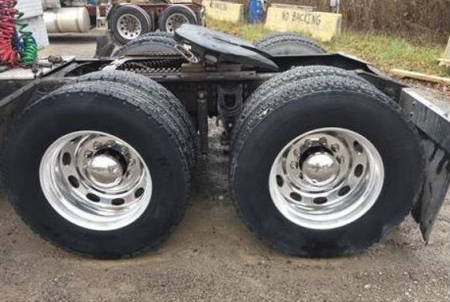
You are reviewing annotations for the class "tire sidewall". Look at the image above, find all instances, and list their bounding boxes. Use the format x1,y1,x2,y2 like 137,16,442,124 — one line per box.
3,94,189,258
233,91,422,256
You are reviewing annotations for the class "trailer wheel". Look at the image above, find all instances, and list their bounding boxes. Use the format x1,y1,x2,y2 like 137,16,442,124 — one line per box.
158,5,197,33
113,35,177,56
2,80,193,259
255,33,327,55
109,5,153,45
230,75,423,257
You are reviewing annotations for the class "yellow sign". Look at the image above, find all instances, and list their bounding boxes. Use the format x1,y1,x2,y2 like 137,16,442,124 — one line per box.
203,0,244,23
265,6,342,42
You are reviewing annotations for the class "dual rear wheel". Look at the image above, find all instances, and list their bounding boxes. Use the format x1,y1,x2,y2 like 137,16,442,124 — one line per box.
230,66,423,257
2,71,196,258
1,68,423,258
109,4,198,45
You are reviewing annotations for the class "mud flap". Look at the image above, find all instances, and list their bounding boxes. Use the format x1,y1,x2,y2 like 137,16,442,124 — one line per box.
400,88,450,242
412,134,450,242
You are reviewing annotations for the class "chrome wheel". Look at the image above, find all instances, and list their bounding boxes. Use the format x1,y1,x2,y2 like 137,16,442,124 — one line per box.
117,14,142,40
269,128,384,230
40,131,152,231
165,13,189,33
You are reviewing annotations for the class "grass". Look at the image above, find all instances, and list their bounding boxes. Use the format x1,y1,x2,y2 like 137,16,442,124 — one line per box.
207,18,450,77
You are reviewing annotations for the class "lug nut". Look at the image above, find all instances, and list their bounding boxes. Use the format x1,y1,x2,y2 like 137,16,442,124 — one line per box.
337,156,345,164
290,161,298,170
93,142,101,150
331,144,340,152
107,140,115,147
319,137,328,145
84,150,93,158
293,149,299,157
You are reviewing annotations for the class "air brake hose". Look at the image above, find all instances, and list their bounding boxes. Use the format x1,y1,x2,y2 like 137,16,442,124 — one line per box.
0,0,19,66
0,0,38,67
16,9,38,64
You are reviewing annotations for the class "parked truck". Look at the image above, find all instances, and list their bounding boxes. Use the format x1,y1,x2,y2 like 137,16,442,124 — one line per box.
43,0,204,44
0,25,449,259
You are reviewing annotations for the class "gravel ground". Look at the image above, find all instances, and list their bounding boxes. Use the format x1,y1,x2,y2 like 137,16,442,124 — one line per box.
0,35,448,302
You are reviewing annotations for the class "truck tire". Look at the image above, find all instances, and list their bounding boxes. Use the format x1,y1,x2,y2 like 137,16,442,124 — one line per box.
255,33,327,56
230,75,424,257
139,31,174,39
2,80,193,259
109,5,153,45
158,5,197,33
113,35,177,56
76,70,196,174
232,66,368,147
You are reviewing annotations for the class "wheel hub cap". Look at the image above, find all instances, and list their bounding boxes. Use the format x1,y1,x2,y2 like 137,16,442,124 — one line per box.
87,154,123,188
302,152,339,185
269,128,384,230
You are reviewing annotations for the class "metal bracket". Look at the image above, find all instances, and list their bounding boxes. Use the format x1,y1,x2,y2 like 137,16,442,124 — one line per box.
175,44,200,64
217,84,243,138
197,91,208,155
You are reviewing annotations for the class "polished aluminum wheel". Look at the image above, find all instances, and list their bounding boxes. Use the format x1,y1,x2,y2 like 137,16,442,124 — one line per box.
40,131,152,231
165,13,189,33
117,13,142,39
269,128,384,230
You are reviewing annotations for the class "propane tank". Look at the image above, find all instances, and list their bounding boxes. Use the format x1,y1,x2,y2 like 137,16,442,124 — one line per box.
44,7,91,33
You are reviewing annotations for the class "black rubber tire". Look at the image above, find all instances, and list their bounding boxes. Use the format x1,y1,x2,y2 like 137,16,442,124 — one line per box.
230,75,424,257
158,5,197,33
232,66,369,148
255,32,327,56
113,35,177,57
139,31,174,39
109,5,153,45
76,70,196,175
1,80,192,259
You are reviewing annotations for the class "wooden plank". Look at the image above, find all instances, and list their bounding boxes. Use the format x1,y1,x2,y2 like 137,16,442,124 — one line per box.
438,59,450,67
391,69,450,85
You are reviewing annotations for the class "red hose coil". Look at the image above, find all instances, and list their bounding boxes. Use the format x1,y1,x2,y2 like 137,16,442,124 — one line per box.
0,0,19,66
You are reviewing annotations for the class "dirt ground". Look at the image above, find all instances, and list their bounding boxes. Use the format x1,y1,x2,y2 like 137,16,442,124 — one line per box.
0,36,449,302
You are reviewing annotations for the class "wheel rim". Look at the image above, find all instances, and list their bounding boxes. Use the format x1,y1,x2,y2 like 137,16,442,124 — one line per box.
269,128,384,230
39,131,152,231
117,14,142,40
165,13,189,33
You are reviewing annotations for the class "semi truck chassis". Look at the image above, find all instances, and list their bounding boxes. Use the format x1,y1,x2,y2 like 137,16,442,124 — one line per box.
0,25,449,259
